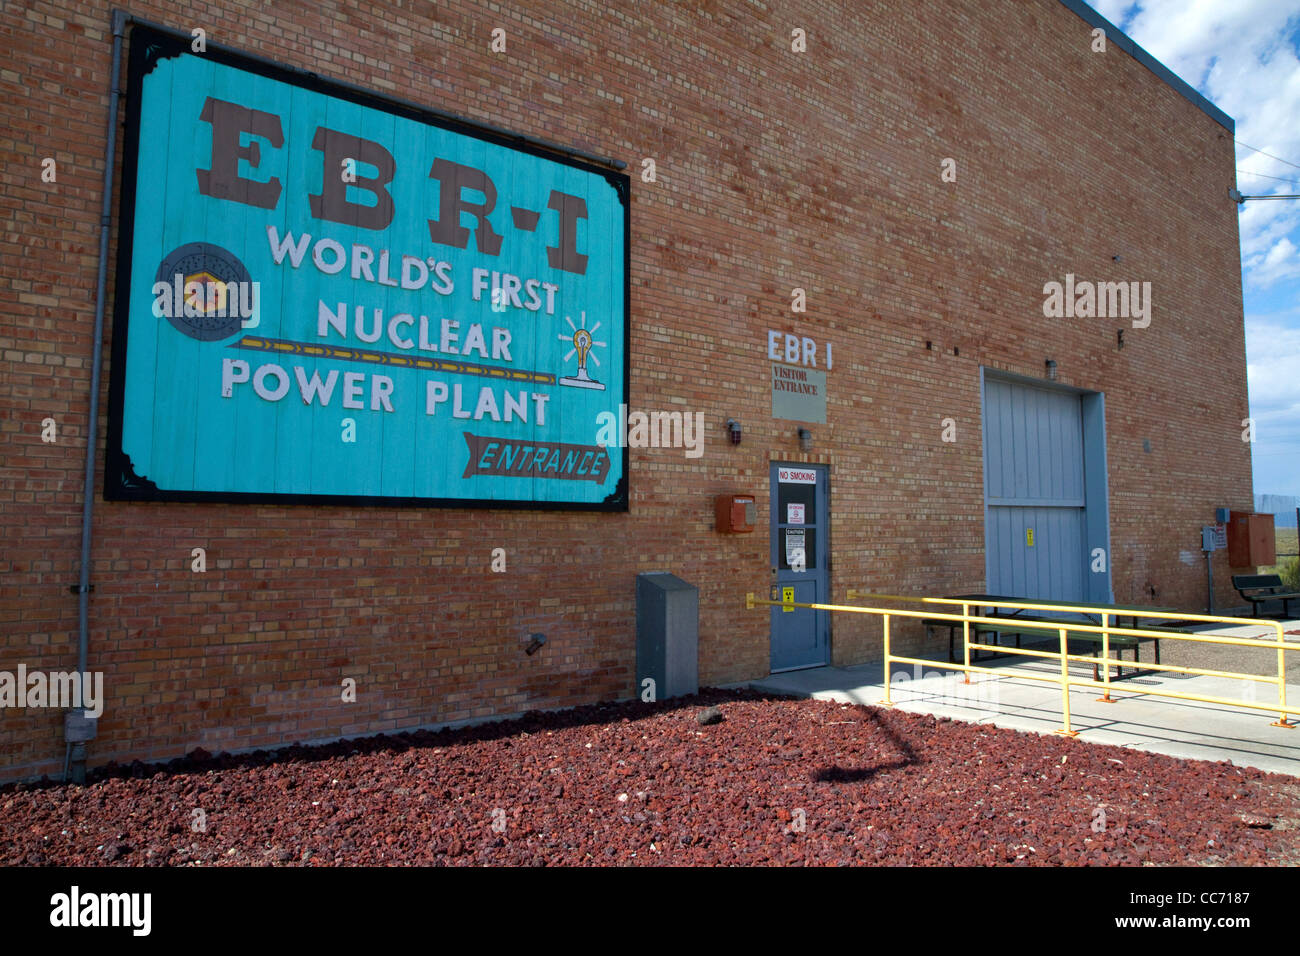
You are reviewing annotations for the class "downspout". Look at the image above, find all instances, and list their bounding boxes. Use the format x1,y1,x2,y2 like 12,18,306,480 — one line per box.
68,8,127,784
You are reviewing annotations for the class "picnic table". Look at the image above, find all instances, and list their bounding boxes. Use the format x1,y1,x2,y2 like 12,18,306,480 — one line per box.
927,593,1178,678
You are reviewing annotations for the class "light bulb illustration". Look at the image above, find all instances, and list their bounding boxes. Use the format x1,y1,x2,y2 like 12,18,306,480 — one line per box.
558,312,606,390
574,327,592,367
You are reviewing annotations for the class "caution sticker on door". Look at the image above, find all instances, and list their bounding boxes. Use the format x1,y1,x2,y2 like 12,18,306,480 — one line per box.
781,586,795,611
1026,528,1035,547
785,529,805,568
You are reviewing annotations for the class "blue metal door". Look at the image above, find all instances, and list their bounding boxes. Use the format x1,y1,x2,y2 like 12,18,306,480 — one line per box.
769,463,830,671
982,377,1087,602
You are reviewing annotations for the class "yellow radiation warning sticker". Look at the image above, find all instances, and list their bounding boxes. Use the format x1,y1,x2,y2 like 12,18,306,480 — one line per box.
1026,528,1035,547
782,587,795,611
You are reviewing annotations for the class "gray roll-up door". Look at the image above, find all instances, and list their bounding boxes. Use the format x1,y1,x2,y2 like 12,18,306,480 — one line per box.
983,377,1087,602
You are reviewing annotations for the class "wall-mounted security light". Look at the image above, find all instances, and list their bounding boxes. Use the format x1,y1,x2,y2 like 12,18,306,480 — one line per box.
1117,329,1125,350
798,428,812,452
1045,359,1058,381
725,419,742,446
525,633,546,655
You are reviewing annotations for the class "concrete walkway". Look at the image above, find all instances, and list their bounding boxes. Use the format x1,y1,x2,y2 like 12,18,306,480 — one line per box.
749,623,1300,777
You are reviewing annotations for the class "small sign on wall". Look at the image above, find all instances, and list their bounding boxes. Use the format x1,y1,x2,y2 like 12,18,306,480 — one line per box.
771,363,827,424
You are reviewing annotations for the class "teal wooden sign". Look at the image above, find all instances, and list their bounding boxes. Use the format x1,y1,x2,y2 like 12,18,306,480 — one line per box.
107,25,629,509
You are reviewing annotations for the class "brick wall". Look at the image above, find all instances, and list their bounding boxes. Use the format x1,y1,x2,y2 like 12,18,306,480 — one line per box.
0,0,1253,781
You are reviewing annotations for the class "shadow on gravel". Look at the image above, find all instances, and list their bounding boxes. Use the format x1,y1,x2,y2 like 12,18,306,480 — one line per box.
2,687,796,792
809,707,919,783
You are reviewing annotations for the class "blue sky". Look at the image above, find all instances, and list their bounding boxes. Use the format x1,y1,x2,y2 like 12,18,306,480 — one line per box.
1089,0,1300,496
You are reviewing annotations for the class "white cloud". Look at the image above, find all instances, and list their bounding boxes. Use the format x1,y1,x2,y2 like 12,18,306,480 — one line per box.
1245,313,1300,495
1090,0,1300,288
1245,235,1300,288
1246,315,1300,417
1239,200,1300,264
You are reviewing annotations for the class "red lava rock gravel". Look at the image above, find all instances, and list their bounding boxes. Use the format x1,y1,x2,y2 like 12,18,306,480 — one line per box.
1,689,1297,866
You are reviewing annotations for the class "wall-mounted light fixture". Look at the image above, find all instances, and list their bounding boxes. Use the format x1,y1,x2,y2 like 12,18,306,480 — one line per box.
725,418,742,446
525,633,546,655
798,428,812,452
1045,359,1058,381
1117,329,1125,350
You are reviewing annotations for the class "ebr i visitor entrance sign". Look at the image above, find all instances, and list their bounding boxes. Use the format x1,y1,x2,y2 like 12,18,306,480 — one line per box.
106,24,630,510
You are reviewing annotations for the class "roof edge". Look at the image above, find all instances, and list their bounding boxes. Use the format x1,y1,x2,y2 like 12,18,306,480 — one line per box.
1057,0,1235,133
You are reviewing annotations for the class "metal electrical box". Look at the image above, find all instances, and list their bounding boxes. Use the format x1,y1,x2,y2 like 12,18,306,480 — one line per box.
715,494,756,533
636,572,699,700
64,709,97,743
1227,511,1275,567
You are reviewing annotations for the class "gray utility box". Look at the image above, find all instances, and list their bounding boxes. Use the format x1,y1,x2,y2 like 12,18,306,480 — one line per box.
636,572,699,700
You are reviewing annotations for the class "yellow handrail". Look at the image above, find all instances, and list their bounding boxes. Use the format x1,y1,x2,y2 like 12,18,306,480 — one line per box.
745,591,1295,735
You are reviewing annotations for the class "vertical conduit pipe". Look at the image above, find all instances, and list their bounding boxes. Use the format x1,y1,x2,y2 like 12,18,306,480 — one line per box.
69,9,127,783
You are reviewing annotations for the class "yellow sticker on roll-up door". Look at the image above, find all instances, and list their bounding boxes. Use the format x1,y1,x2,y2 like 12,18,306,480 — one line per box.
1026,528,1035,547
782,587,795,611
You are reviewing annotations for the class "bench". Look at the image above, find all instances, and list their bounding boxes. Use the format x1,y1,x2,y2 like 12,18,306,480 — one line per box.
925,618,1021,663
976,616,1149,678
929,615,1095,664
930,612,1173,678
930,614,1094,664
1233,574,1300,618
1060,628,1178,679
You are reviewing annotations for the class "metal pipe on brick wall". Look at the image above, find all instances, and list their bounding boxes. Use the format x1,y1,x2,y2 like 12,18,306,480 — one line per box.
70,9,128,783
